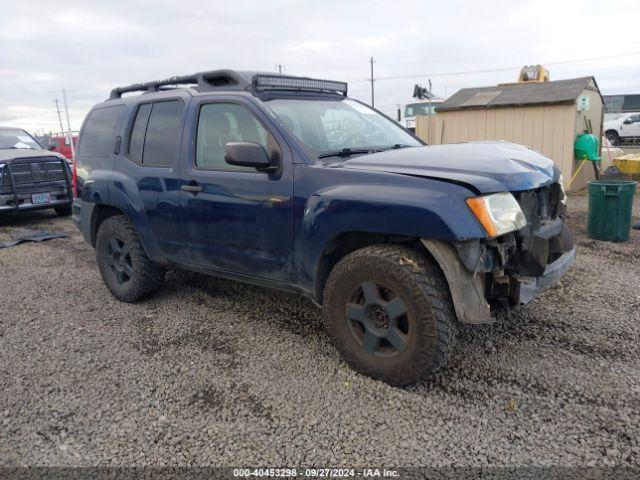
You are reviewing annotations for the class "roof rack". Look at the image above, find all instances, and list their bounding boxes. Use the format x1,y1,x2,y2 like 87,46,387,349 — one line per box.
108,70,348,99
109,70,250,99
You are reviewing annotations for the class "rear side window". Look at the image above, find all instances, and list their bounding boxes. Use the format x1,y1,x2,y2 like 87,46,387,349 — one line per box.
78,105,124,157
127,100,183,167
128,103,152,163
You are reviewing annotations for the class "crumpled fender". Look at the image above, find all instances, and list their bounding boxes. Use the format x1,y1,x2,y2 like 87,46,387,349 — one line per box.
421,239,493,324
293,177,487,293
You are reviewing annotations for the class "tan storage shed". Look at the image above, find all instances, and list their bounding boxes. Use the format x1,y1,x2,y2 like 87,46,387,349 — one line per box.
416,77,604,191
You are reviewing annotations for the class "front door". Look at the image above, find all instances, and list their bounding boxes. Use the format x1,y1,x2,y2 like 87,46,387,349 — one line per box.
625,114,640,137
179,97,293,282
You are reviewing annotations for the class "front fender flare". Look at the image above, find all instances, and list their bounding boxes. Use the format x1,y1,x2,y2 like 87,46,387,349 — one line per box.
420,239,493,324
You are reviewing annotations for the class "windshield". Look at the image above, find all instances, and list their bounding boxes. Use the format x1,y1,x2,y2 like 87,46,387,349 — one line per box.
404,103,437,117
0,128,40,149
265,98,421,155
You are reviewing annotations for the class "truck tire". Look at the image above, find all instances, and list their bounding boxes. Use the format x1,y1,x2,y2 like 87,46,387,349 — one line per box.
95,215,163,302
323,244,457,386
54,204,72,217
606,130,620,146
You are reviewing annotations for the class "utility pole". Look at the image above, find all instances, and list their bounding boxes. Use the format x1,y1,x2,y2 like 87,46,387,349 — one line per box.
54,98,64,133
61,89,75,161
427,79,432,143
369,57,375,108
276,64,284,74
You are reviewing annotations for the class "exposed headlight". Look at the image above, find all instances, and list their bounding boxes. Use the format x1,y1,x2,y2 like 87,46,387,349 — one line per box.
466,192,527,237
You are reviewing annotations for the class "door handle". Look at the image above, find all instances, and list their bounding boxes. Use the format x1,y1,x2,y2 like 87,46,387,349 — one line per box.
181,184,203,193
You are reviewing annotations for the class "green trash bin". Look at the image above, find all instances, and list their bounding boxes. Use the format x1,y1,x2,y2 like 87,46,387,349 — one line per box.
587,180,637,242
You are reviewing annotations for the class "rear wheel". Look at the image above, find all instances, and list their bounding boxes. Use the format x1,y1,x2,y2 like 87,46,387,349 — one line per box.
95,215,163,302
323,245,457,386
54,204,72,217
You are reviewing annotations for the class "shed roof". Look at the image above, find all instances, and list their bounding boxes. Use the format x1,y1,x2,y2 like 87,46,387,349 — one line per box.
436,76,599,112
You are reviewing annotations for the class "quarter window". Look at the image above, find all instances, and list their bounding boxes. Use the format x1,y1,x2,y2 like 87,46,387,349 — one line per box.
78,105,125,157
196,103,272,171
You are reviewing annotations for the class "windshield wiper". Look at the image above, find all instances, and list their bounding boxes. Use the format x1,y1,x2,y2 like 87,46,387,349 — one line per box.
318,148,374,159
376,143,411,152
6,146,36,150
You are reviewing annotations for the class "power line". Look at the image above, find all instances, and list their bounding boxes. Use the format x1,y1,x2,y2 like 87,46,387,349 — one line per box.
349,51,640,83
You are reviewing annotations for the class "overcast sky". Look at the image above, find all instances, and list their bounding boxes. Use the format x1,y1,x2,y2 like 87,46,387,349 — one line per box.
1,0,639,133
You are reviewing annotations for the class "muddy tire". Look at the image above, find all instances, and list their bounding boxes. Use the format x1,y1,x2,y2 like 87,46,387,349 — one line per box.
95,215,163,302
323,244,457,386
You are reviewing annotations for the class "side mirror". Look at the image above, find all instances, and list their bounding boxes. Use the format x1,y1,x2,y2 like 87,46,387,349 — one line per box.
47,145,56,151
623,119,632,125
224,142,273,171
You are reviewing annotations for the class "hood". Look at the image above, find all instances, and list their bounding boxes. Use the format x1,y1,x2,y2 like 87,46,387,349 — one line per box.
341,141,558,194
0,148,67,163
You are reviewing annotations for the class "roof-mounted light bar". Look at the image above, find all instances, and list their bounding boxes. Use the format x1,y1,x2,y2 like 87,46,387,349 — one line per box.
252,74,348,96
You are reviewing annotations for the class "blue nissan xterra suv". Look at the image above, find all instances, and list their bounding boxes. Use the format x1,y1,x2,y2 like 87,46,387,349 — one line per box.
73,70,575,386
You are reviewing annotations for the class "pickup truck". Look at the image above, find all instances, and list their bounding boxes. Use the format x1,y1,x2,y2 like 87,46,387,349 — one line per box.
0,127,73,216
73,70,575,386
604,112,640,145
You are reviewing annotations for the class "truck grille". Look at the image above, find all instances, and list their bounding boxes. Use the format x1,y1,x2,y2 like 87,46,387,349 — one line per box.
511,181,571,276
513,181,564,222
0,157,68,187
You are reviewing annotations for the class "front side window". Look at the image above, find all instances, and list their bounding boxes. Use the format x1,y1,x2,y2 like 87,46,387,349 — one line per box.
196,103,271,171
78,105,124,157
266,98,420,154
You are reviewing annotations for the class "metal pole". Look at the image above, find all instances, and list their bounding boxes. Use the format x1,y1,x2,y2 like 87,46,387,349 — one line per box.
54,98,64,134
61,89,75,161
428,79,432,143
369,57,375,108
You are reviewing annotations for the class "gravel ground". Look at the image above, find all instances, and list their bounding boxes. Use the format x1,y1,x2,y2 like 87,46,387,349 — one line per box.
0,194,638,468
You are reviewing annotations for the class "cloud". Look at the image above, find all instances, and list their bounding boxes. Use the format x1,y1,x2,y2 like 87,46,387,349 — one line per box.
1,0,639,130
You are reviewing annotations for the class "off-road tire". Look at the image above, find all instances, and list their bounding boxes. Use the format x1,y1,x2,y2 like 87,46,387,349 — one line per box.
96,215,163,302
54,204,72,217
323,244,457,386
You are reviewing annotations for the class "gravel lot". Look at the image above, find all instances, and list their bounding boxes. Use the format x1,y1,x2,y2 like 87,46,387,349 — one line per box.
0,194,638,468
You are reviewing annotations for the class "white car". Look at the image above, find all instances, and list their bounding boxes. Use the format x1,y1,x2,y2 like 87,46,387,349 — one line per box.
604,112,640,145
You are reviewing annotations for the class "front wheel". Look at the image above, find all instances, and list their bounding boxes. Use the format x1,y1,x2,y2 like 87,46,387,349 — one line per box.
95,215,164,302
323,245,457,386
606,130,620,146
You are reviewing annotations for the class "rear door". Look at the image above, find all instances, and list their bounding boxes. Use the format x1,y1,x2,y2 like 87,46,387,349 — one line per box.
179,96,293,282
115,96,189,261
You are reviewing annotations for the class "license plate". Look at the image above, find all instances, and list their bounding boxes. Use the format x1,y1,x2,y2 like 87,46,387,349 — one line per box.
31,193,51,204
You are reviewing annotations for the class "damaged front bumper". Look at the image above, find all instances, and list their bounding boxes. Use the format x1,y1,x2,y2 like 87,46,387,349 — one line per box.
421,238,576,324
516,246,576,304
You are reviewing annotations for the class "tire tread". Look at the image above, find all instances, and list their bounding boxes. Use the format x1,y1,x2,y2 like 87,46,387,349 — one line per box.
323,244,457,385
